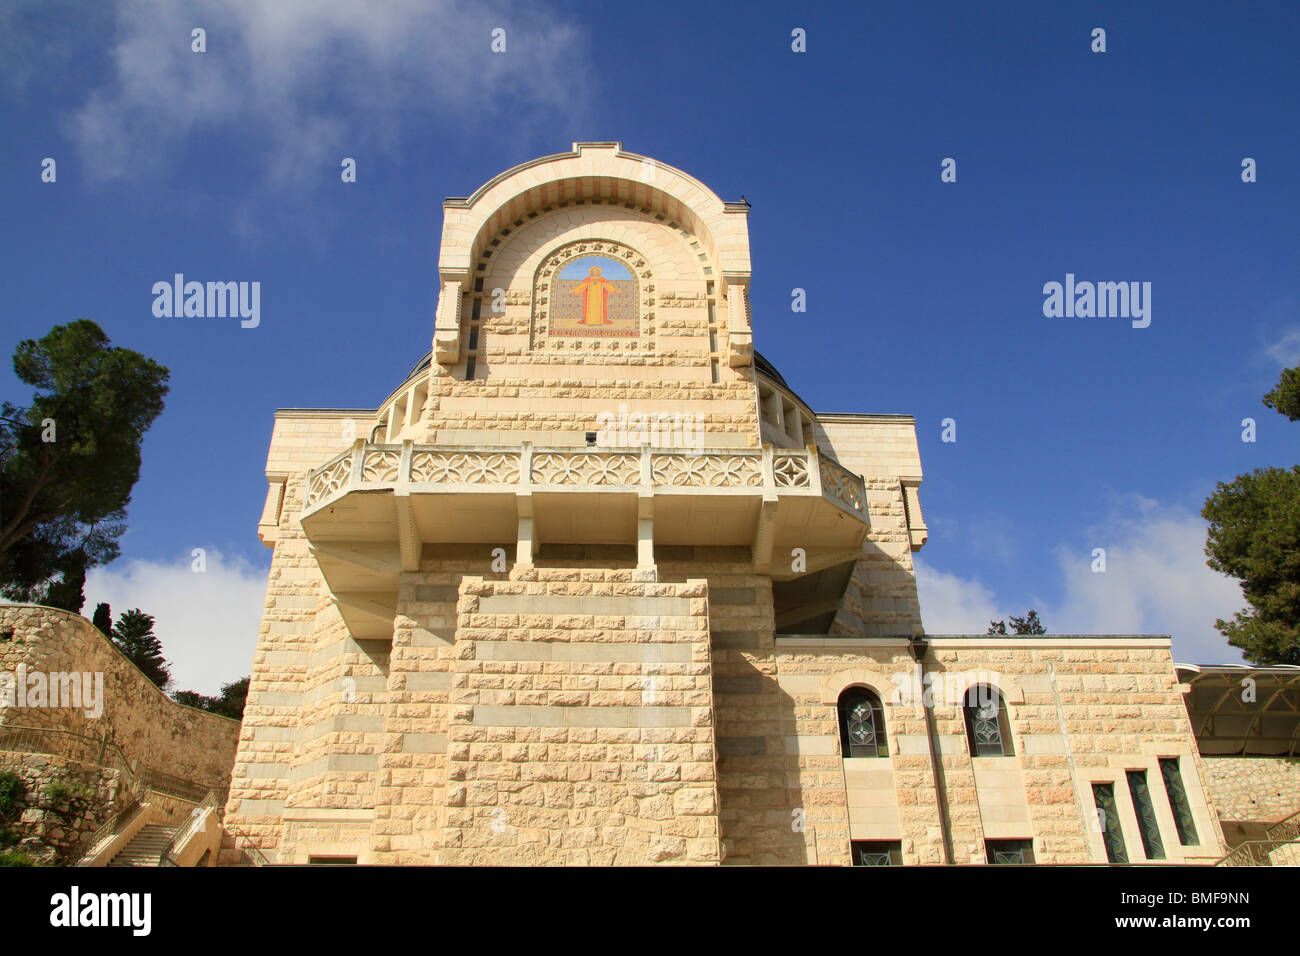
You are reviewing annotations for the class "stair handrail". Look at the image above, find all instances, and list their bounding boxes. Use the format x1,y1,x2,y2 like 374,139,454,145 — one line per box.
2,722,231,863
1264,807,1300,843
157,789,220,865
1214,806,1300,865
73,791,149,866
1213,837,1300,866
0,723,143,794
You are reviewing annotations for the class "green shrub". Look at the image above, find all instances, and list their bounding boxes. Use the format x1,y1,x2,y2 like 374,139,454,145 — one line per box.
46,777,95,808
0,773,23,817
0,849,37,867
45,779,71,805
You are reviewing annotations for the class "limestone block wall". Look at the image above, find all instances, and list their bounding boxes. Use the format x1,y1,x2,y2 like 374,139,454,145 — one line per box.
423,203,759,449
766,636,1226,866
0,605,238,788
811,416,925,639
829,478,924,638
657,548,804,865
366,544,500,865
813,416,924,483
226,410,378,863
437,568,719,865
1200,756,1300,828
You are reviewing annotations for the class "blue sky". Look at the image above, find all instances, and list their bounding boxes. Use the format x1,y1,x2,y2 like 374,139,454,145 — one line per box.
2,0,1298,691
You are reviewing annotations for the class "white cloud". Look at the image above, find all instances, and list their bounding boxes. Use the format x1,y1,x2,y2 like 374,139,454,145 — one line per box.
915,498,1250,665
61,0,588,187
1043,500,1248,665
914,557,1000,634
86,551,268,696
1264,326,1300,367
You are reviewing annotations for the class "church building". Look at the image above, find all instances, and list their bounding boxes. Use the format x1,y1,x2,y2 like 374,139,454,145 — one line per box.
222,144,1241,866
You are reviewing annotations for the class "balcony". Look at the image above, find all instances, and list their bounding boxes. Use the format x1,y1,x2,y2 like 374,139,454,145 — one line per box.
300,441,870,638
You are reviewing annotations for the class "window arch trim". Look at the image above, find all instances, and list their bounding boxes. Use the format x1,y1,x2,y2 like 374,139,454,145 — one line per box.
963,683,1014,757
838,685,890,759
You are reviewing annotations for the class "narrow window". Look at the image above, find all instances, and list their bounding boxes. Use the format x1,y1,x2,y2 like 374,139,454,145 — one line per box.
963,685,1013,756
1158,757,1200,846
985,839,1034,864
308,855,358,865
471,298,482,320
464,357,476,381
1126,769,1166,860
838,687,888,758
851,841,901,866
1092,783,1128,864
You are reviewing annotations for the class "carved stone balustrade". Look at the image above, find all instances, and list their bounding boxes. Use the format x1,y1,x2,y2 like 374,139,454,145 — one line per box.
299,441,869,639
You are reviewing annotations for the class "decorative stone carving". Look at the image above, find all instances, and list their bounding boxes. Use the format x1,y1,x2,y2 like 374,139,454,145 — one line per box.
362,449,401,483
410,452,521,484
306,455,351,506
532,453,639,486
772,451,811,487
820,456,865,513
650,454,762,487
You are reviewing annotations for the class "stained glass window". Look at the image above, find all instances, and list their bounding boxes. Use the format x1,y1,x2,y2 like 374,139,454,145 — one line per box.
1125,770,1166,860
985,839,1034,864
838,688,888,758
1092,783,1128,863
963,685,1013,757
851,841,902,865
1158,758,1200,846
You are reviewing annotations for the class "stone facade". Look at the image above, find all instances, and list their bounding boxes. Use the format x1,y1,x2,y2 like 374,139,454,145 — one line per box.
763,636,1224,865
437,569,719,865
222,144,1233,866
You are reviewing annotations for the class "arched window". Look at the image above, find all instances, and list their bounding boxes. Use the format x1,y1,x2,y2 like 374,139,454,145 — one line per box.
964,685,1013,757
838,687,888,758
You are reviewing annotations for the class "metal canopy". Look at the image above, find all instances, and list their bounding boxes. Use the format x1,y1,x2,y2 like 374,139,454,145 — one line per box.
1176,664,1300,757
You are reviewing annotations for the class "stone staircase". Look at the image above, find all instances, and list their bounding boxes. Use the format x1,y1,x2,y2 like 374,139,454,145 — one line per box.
107,824,178,867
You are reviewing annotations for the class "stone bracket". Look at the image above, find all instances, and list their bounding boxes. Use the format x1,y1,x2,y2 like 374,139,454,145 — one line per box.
434,279,464,364
726,281,753,368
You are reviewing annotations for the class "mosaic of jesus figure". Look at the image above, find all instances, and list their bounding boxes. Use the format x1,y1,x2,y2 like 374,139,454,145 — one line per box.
572,266,619,325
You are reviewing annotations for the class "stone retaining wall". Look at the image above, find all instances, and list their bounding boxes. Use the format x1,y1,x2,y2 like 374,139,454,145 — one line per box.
0,751,128,864
1201,756,1300,826
0,605,241,788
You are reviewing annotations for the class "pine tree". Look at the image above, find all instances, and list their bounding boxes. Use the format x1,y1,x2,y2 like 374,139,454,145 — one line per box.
1203,363,1300,664
91,602,112,636
41,548,86,613
1008,610,1046,635
1,321,169,600
988,610,1046,635
111,609,171,689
